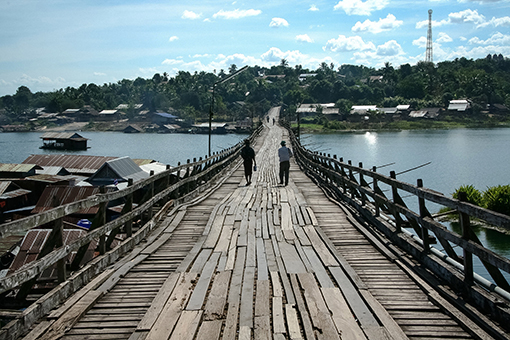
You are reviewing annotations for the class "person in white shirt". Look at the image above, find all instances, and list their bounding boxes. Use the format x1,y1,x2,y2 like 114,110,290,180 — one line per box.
278,140,293,186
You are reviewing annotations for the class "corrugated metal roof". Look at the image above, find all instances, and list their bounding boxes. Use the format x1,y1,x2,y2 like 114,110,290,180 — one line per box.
31,185,116,214
35,166,70,176
397,105,410,110
0,188,31,199
22,154,155,175
99,110,118,115
0,163,42,173
24,174,72,184
88,156,149,184
8,229,97,275
0,181,13,195
140,162,170,175
154,112,178,119
40,132,88,140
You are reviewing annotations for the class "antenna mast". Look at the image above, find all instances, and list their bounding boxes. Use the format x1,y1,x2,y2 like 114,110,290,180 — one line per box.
426,9,433,63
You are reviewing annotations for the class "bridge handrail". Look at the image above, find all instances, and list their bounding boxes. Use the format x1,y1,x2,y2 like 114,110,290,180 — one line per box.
0,124,263,295
289,129,510,295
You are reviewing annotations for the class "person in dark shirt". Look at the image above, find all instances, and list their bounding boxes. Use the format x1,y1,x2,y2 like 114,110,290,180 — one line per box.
240,139,256,185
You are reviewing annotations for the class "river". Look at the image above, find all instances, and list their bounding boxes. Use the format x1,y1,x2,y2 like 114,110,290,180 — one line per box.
1,128,510,282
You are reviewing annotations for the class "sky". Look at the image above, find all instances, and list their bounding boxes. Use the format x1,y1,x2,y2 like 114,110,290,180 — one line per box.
1,0,510,96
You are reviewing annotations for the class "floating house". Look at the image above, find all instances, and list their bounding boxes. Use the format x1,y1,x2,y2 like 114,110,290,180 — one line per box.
40,132,89,151
87,156,149,188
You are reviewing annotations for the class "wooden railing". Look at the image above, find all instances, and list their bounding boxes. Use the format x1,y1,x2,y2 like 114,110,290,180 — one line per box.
0,126,261,299
289,128,510,325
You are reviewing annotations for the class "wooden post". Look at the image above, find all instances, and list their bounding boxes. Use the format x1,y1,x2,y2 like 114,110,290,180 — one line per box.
459,191,474,284
359,162,365,206
372,166,380,217
390,171,402,233
417,179,430,252
148,171,155,220
98,186,107,255
125,178,134,237
348,160,354,199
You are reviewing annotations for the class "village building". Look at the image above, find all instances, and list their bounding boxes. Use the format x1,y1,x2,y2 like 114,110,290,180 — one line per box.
448,99,471,113
409,107,441,119
0,163,43,178
151,112,179,125
98,109,121,121
39,132,89,151
87,156,149,188
192,122,229,134
298,73,317,82
123,125,143,133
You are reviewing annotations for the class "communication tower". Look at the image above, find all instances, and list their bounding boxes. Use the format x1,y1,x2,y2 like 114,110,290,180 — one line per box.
426,9,433,63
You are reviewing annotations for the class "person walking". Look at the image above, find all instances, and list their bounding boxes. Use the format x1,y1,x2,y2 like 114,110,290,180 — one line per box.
240,139,256,185
278,140,293,186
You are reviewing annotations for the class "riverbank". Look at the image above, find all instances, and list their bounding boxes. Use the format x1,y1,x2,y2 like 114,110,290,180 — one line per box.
296,116,510,133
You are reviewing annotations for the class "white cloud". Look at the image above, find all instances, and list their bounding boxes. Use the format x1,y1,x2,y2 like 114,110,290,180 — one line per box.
448,9,485,24
458,0,507,3
270,18,289,28
469,32,510,45
296,34,313,43
352,14,403,33
182,10,202,20
413,36,427,48
376,40,403,56
169,36,179,42
436,32,453,43
162,59,184,65
93,72,106,76
212,9,262,19
192,54,210,58
416,18,450,29
333,0,389,16
309,5,319,11
477,16,510,28
323,35,376,52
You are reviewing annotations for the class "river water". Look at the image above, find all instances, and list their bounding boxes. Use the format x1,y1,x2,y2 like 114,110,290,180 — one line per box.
1,128,509,282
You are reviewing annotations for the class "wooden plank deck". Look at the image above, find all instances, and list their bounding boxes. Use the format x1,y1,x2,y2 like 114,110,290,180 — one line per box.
25,107,489,339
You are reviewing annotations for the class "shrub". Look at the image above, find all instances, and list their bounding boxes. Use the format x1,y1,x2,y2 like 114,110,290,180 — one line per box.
482,185,510,216
452,185,483,206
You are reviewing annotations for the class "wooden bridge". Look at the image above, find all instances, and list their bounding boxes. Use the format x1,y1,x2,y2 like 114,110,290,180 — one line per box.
2,107,510,339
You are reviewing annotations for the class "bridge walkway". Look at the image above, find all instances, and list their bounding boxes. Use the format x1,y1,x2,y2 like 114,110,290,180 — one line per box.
25,107,490,339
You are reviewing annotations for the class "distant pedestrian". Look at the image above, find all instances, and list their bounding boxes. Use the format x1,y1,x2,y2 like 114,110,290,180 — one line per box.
267,116,270,123
278,140,293,186
240,139,256,185
273,118,275,125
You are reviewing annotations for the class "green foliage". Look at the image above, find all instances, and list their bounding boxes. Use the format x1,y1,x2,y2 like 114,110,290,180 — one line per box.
450,184,510,216
482,185,510,216
452,185,483,206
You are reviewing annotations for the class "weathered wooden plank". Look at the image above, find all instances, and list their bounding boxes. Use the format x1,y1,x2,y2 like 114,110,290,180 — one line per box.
321,287,367,340
189,248,213,273
223,246,246,340
285,304,302,340
255,280,270,317
281,203,295,241
272,296,286,334
239,266,255,328
289,274,315,340
168,310,202,340
195,320,222,340
303,225,337,267
254,316,271,340
302,246,335,288
187,252,220,310
225,229,238,271
256,237,269,281
297,272,340,340
203,214,226,249
204,270,232,320
278,241,306,274
38,290,103,340
145,272,197,340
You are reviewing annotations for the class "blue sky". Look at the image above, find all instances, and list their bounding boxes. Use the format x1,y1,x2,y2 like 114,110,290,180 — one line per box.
1,0,509,96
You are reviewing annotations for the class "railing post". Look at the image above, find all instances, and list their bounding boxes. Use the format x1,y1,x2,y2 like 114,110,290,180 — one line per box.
125,178,134,237
417,179,430,252
348,160,354,199
390,171,402,233
98,186,107,255
359,162,365,206
459,191,474,284
148,170,155,220
372,166,380,217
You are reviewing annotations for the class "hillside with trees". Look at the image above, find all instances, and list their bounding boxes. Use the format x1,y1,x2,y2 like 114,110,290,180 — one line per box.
1,55,509,131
